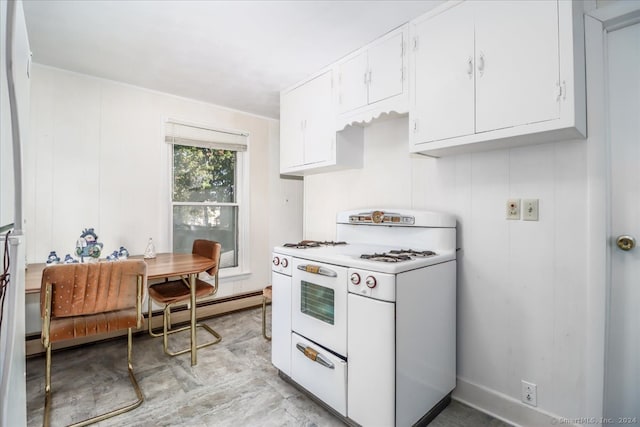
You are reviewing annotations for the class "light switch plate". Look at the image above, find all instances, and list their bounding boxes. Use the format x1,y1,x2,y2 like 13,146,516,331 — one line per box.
522,199,539,221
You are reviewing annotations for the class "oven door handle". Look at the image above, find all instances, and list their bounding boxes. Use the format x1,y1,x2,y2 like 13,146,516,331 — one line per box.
296,343,335,369
296,264,338,277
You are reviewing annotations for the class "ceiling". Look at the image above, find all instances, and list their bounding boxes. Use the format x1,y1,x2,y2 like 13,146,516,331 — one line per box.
22,0,442,119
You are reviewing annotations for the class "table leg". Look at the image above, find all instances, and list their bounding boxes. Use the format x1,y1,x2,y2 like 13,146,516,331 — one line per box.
190,272,197,366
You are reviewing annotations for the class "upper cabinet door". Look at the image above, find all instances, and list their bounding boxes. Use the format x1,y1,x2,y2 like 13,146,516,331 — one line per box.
304,71,335,165
474,0,560,133
411,2,475,143
280,86,304,171
338,52,368,114
368,32,404,105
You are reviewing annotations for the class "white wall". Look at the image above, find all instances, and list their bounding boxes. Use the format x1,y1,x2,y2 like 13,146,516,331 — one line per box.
26,64,302,297
267,120,304,251
305,118,592,422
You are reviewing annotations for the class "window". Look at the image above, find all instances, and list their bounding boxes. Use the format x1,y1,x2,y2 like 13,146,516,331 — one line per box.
166,121,248,273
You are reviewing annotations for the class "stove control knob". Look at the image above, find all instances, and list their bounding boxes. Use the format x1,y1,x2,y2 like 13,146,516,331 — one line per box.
281,258,288,268
350,273,361,285
273,256,280,266
365,276,377,288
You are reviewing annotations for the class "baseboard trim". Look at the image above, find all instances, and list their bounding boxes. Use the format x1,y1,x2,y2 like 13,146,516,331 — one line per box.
26,291,263,357
452,376,572,427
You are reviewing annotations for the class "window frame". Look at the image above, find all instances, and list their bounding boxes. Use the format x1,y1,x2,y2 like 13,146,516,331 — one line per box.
166,119,250,279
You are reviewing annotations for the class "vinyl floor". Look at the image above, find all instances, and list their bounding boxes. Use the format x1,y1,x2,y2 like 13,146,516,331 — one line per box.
26,307,511,427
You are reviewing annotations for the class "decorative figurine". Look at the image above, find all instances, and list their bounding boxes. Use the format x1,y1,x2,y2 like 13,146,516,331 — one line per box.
46,251,60,264
63,254,79,264
106,250,119,261
143,238,156,259
75,228,103,262
118,246,129,259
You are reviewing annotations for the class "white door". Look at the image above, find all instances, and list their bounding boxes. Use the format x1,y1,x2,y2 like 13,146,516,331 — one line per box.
475,0,560,133
303,70,334,165
347,294,395,427
605,20,640,420
271,270,292,376
368,31,404,105
411,2,475,144
338,51,368,114
279,86,304,170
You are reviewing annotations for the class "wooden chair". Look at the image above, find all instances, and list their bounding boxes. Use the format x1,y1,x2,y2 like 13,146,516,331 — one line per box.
147,239,222,357
262,285,272,340
40,260,146,427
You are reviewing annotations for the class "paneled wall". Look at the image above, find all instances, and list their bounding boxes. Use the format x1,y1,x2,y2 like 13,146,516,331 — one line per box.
305,119,589,421
26,64,302,297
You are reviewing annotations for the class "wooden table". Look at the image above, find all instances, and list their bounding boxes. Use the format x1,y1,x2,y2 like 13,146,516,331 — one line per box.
26,253,216,366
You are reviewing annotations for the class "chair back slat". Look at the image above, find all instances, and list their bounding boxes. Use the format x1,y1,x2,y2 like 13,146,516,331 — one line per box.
40,260,146,318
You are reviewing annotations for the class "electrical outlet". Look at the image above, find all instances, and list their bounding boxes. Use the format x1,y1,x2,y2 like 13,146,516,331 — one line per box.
506,199,520,220
521,380,537,407
522,199,539,221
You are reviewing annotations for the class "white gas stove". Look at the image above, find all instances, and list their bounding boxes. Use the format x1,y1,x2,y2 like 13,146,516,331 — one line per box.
271,209,457,426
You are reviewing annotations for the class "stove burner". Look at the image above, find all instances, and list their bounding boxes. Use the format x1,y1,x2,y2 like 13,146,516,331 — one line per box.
388,249,436,257
360,249,437,263
360,253,412,263
283,240,347,249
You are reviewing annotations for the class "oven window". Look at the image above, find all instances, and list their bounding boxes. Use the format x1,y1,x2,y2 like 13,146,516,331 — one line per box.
300,281,335,325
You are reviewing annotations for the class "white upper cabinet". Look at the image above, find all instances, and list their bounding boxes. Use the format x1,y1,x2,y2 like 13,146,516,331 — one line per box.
280,70,334,172
280,0,586,169
280,83,305,171
280,70,364,175
368,31,405,104
338,52,368,114
303,71,335,165
411,1,475,143
336,25,408,130
474,1,560,133
410,0,586,157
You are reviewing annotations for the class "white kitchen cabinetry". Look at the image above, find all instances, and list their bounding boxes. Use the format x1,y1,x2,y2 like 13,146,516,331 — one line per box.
336,25,408,130
271,266,292,376
280,69,363,176
410,0,586,157
280,70,332,172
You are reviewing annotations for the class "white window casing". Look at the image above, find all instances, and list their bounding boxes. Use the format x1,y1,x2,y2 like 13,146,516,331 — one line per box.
166,118,250,279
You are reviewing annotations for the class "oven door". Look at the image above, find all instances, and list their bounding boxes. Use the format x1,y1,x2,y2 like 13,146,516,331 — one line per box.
291,258,348,356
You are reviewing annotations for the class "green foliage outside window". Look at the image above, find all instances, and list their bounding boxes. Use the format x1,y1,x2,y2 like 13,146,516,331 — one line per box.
173,145,236,203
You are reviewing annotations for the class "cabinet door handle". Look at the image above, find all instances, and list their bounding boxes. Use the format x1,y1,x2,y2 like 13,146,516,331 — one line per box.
363,71,368,85
467,56,473,78
477,52,485,76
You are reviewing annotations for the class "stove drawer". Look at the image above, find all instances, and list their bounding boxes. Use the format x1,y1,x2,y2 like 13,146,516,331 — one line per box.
291,332,347,416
